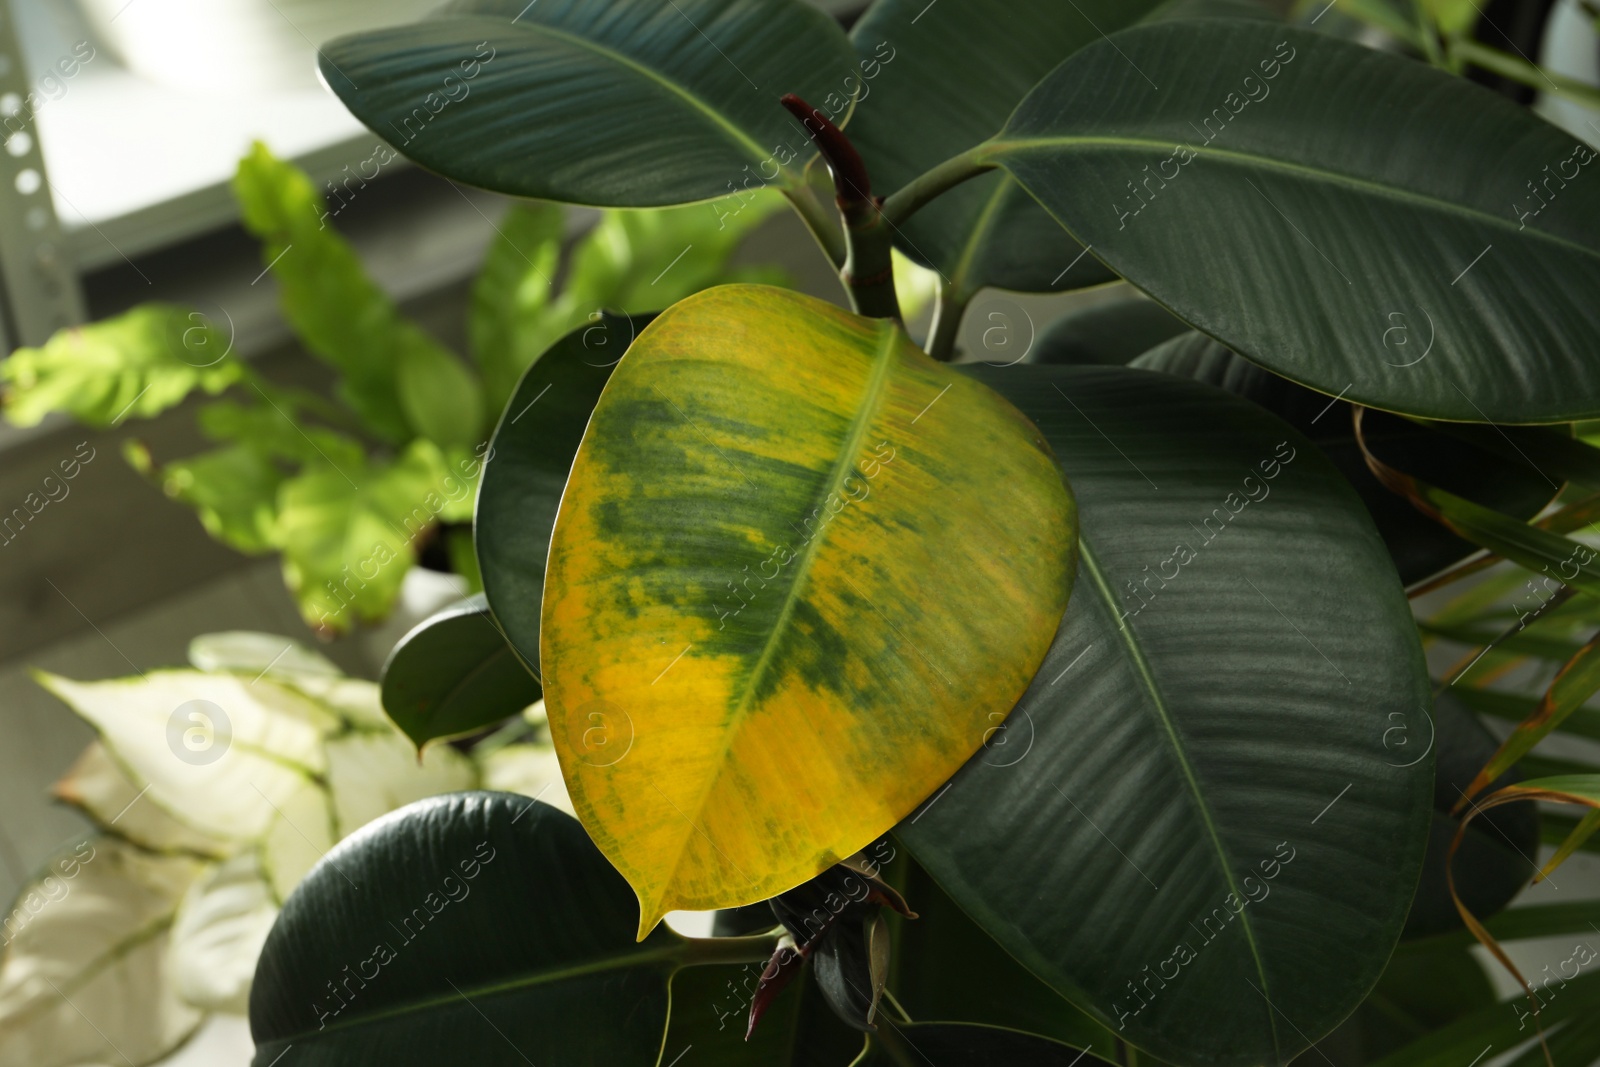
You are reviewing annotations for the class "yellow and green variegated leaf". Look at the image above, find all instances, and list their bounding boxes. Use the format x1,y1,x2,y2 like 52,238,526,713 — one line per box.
538,285,1076,935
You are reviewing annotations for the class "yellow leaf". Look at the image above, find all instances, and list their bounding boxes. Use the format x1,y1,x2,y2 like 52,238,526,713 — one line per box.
541,285,1076,936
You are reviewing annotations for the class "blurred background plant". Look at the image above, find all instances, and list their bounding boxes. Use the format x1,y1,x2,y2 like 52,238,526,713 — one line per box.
0,630,565,1064
0,142,790,635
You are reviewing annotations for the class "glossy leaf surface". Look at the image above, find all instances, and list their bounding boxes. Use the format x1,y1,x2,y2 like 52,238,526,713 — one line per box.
319,0,855,206
846,0,1150,296
476,314,647,678
901,364,1431,1066
250,793,683,1065
541,285,1075,932
856,1023,1115,1066
1402,694,1537,939
380,593,540,748
989,21,1600,421
1132,333,1557,583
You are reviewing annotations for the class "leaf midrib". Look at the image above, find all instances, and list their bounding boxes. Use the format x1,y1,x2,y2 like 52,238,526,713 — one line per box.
990,135,1600,263
658,323,903,904
1076,536,1281,1061
420,15,791,185
263,942,685,1044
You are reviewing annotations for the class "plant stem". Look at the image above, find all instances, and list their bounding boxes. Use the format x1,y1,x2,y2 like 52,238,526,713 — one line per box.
678,930,782,968
879,146,997,227
1450,38,1600,111
872,1020,925,1067
926,287,969,362
1414,8,1446,68
784,185,847,271
781,94,902,322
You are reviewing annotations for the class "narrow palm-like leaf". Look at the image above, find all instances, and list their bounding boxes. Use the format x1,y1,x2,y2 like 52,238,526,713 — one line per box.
1459,630,1600,806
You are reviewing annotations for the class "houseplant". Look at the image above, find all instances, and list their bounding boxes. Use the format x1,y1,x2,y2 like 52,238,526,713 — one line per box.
0,144,788,634
11,0,1600,1063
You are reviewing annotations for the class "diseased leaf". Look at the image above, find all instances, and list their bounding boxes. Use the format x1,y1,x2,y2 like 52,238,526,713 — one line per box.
0,304,240,428
539,285,1076,932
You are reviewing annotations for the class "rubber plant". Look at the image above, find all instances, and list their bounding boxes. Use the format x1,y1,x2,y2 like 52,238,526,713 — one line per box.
230,2,1600,1066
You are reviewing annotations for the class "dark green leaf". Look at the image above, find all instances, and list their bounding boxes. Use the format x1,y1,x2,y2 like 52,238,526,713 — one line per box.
1370,972,1600,1067
901,364,1432,1067
250,793,683,1066
1131,333,1557,582
1401,694,1537,939
846,0,1151,296
856,1022,1117,1066
888,856,1114,1051
0,305,240,428
380,594,540,749
319,0,856,206
1323,944,1497,1063
1030,297,1189,366
475,314,646,672
662,964,865,1066
988,21,1600,421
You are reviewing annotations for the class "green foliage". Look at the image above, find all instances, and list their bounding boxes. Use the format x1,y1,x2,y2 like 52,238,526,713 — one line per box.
17,1,1600,1065
287,1,1600,1063
1,304,241,427
4,635,565,1066
1,143,781,632
233,142,467,444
